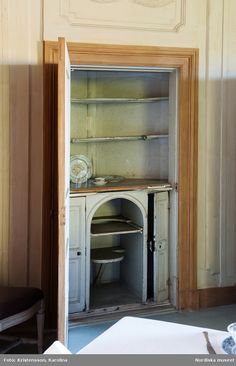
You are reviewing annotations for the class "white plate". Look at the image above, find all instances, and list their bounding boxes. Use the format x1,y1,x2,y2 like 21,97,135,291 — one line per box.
70,155,92,184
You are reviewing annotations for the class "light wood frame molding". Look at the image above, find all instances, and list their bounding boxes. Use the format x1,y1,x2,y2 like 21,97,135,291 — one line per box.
43,41,199,323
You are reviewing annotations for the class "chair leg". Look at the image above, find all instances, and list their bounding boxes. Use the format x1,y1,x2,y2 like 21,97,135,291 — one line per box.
36,300,45,353
0,335,22,354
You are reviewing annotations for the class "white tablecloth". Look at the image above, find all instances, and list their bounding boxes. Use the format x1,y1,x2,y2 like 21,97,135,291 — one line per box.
44,340,72,354
77,316,228,354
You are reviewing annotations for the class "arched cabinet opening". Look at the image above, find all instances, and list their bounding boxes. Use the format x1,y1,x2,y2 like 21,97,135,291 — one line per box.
89,197,146,311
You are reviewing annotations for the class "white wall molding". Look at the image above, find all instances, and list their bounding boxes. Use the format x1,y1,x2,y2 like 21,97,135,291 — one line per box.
197,0,236,289
59,0,186,32
219,0,236,287
197,0,225,289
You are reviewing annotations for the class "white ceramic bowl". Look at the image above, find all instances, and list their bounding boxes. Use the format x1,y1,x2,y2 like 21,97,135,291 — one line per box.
227,323,236,343
94,177,107,186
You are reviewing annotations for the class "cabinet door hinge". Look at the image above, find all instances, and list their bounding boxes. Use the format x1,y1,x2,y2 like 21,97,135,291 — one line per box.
173,182,178,192
167,278,171,287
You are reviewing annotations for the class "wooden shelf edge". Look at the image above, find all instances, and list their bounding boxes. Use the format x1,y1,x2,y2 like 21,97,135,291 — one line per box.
71,97,168,104
91,220,143,236
71,134,168,143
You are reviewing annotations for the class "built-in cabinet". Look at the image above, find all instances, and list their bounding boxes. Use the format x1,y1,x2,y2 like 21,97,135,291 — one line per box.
68,64,176,317
44,38,198,343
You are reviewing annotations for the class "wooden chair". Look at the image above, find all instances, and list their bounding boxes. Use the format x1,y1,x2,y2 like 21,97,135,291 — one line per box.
0,286,44,353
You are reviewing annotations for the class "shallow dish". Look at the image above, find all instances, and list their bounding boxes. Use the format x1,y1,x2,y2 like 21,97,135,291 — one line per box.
70,155,92,184
222,336,236,354
93,180,107,186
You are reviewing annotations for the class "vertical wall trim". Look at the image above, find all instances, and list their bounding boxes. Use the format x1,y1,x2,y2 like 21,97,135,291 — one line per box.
27,65,31,286
219,0,225,285
219,0,236,285
197,0,228,288
42,0,45,41
203,0,224,285
26,0,31,286
0,0,10,285
203,0,210,270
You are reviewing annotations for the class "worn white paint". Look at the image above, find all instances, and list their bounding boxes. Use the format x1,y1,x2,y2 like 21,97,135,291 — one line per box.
57,37,71,344
154,191,169,302
69,196,86,313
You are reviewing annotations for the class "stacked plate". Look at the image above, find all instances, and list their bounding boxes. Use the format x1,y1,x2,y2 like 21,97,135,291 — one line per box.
70,155,92,184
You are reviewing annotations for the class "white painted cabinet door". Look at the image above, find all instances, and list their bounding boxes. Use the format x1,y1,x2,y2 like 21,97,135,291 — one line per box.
69,197,86,313
153,191,169,302
57,38,71,344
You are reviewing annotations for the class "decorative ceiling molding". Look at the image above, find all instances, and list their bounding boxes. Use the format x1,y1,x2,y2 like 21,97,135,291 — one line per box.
132,0,174,8
60,0,186,32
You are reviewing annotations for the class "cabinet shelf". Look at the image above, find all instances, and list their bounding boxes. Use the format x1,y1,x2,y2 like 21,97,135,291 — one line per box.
91,247,125,264
71,134,168,144
91,216,143,236
71,97,168,104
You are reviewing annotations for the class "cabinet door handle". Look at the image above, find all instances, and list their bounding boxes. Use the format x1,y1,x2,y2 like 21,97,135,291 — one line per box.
77,251,81,256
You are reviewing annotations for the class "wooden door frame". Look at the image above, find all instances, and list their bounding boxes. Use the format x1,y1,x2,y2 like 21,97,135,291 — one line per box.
43,41,199,326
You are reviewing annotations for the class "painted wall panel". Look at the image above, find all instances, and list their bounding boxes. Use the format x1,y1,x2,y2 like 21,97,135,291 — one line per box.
220,0,236,286
44,0,204,47
0,0,43,287
197,0,224,288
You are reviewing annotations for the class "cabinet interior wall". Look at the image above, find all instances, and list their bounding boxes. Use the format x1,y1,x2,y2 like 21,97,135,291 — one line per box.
90,198,145,291
70,69,171,180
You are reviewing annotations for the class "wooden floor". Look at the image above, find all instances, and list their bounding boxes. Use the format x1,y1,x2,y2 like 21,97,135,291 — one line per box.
90,282,140,309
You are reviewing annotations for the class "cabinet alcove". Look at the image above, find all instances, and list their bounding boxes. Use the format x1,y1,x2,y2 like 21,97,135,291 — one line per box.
43,39,198,343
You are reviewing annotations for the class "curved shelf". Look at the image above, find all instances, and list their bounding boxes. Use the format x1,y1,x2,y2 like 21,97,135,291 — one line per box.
91,216,143,236
91,247,125,264
71,97,168,104
92,215,132,224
